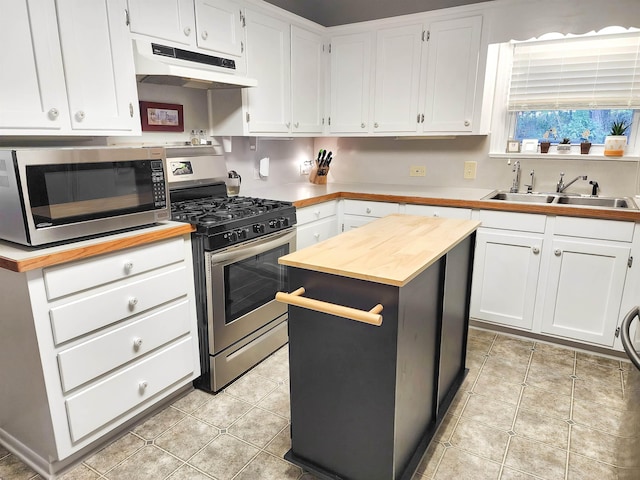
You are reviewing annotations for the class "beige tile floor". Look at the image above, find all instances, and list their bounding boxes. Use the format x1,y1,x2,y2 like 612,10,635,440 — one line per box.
0,328,634,480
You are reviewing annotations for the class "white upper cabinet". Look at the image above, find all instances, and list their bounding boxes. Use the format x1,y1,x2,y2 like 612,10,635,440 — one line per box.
244,9,291,133
194,0,244,57
291,25,324,134
56,0,140,132
420,16,482,133
127,0,195,46
0,0,140,135
0,0,70,132
372,24,423,134
328,32,372,134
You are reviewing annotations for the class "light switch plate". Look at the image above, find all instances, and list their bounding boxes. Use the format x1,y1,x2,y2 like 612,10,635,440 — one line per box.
464,161,477,179
410,165,426,177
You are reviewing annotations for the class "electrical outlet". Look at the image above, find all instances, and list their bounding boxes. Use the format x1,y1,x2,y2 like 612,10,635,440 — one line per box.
464,161,477,179
410,165,426,177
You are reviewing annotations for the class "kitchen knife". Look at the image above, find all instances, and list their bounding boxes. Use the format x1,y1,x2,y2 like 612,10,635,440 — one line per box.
325,151,332,166
316,149,322,167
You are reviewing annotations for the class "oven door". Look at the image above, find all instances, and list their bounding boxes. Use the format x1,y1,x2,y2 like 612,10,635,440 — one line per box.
205,228,296,354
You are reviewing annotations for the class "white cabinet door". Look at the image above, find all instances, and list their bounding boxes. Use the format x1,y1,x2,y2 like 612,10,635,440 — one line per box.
541,239,630,347
195,0,244,57
291,25,324,134
244,10,290,133
470,230,543,330
329,32,372,134
420,16,481,132
127,0,195,46
0,0,69,132
296,217,338,250
57,0,141,133
372,24,423,134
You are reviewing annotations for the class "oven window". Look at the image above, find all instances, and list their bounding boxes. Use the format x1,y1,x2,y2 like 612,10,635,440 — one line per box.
224,244,289,324
26,160,160,228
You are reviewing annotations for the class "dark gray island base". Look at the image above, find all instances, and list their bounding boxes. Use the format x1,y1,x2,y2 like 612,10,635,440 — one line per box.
279,224,476,480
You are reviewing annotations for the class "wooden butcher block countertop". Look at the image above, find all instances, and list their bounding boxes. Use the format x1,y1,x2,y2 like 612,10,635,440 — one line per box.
279,214,480,287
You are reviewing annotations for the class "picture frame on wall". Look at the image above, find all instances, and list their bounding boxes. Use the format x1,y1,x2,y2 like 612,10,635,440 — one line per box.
506,140,521,153
139,101,184,132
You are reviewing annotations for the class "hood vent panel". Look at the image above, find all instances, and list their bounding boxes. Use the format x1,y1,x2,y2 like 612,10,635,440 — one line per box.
133,40,257,89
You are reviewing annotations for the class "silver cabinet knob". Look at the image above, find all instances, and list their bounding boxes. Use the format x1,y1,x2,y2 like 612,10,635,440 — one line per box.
75,111,85,121
133,337,143,350
366,208,372,214
286,122,291,128
139,380,148,392
532,246,540,254
124,261,134,272
201,30,208,40
554,249,562,256
314,210,320,217
374,122,379,128
294,122,299,128
464,120,470,127
361,123,366,128
314,233,320,239
433,212,440,217
48,108,59,119
128,297,138,308
184,26,191,36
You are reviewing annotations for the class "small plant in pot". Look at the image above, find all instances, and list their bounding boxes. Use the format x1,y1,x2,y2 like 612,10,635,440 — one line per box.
540,127,557,153
557,137,571,153
580,129,592,154
604,120,631,157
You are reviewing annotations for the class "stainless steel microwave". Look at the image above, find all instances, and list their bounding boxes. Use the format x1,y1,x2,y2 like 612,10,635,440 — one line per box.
0,147,170,246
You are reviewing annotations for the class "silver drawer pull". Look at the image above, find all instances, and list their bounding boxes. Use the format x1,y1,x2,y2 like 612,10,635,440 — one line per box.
184,26,191,36
139,380,148,392
128,297,138,308
48,108,59,119
366,208,372,214
133,337,143,350
554,249,562,256
532,246,540,254
124,261,134,272
313,233,320,239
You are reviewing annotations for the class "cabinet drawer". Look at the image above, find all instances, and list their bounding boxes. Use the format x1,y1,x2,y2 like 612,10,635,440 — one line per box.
57,299,191,392
297,201,338,224
44,238,185,300
405,204,472,219
343,200,399,218
296,217,339,250
65,336,195,442
554,217,634,242
479,210,546,233
50,266,189,345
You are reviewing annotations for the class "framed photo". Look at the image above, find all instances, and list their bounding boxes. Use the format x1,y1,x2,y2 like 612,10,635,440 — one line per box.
506,140,521,153
521,139,539,153
139,101,184,132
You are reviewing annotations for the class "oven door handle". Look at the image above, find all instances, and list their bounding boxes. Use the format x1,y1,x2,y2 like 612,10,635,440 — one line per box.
208,229,297,264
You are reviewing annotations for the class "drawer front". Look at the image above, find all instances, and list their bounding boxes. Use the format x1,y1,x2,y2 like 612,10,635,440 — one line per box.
296,217,339,250
554,217,634,242
479,210,546,233
343,200,399,218
405,204,472,219
50,266,189,345
57,299,191,392
65,337,195,442
44,237,185,300
297,201,338,225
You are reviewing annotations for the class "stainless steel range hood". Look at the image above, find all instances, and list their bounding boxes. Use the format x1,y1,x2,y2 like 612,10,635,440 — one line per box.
133,39,257,89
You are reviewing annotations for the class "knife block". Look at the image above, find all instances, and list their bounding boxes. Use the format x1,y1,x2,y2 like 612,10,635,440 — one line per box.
309,166,329,185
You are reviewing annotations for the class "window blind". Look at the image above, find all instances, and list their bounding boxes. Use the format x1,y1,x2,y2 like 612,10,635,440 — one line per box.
508,32,640,111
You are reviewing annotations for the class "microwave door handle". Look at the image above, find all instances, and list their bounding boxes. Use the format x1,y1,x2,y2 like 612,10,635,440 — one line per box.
208,229,296,264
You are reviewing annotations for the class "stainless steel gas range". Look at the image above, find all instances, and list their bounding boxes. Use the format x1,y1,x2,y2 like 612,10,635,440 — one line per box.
165,147,296,392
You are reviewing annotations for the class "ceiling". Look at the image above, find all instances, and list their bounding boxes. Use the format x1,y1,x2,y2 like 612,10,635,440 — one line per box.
262,0,491,27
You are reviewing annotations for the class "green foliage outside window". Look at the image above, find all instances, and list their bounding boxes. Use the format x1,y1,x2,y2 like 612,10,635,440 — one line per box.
513,109,634,144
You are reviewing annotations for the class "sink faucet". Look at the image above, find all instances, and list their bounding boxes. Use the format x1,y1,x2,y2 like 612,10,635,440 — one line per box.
556,172,587,193
510,160,521,193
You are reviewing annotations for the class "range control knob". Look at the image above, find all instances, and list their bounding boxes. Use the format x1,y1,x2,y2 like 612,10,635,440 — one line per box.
224,231,238,243
268,219,281,229
236,228,247,240
280,217,290,227
253,223,265,233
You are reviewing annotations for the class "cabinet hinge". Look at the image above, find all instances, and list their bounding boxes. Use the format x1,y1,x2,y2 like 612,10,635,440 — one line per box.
241,41,244,53
124,8,130,26
328,116,331,126
425,30,430,41
322,117,325,125
240,10,246,27
341,223,345,232
246,112,250,123
329,43,331,53
628,256,633,268
615,326,621,338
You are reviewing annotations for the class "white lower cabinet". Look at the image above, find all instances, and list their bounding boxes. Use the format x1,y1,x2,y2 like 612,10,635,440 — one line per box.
0,235,200,475
470,230,543,330
296,201,338,249
341,199,399,230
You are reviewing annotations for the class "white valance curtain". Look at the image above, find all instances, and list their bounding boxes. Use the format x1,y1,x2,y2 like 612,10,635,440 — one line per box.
507,32,640,111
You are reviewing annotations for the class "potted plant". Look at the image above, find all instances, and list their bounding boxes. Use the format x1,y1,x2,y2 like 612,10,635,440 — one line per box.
557,137,571,153
580,129,592,154
604,120,631,156
540,127,557,153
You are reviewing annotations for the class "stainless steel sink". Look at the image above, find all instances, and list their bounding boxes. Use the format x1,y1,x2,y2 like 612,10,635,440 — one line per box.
556,196,636,208
487,192,557,203
483,191,638,209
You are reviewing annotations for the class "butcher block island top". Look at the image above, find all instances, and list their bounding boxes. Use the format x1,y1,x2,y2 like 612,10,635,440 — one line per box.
279,214,481,287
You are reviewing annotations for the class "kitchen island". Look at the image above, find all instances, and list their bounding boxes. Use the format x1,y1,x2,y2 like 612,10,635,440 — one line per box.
276,214,480,480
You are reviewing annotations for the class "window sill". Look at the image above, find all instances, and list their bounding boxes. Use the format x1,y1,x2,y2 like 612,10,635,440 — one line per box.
490,152,640,161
